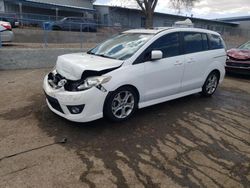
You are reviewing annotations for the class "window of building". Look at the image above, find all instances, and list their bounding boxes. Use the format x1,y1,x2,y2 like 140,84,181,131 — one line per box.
104,14,108,25
141,17,146,28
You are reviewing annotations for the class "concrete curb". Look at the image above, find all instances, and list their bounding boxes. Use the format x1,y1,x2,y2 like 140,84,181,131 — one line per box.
0,48,86,70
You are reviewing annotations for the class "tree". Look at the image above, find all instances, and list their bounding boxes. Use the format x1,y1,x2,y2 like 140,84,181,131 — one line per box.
135,0,199,28
135,0,158,29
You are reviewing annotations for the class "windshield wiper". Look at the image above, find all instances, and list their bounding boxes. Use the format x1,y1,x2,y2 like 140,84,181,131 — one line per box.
87,51,116,59
87,51,95,55
95,54,116,59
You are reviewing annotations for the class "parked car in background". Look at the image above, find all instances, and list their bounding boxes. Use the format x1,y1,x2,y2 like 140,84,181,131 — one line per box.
226,41,250,75
43,27,226,123
0,13,19,28
50,17,97,32
0,21,14,42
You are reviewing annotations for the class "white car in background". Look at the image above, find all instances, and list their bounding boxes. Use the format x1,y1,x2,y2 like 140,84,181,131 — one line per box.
43,27,226,123
0,21,14,42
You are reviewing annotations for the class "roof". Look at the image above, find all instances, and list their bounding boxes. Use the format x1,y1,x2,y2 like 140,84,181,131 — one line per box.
123,27,172,34
94,4,238,26
123,27,220,35
216,16,250,22
5,0,95,12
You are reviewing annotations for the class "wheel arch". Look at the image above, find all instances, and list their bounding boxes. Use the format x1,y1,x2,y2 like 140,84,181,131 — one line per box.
102,84,140,121
210,69,221,81
108,84,140,101
204,68,222,84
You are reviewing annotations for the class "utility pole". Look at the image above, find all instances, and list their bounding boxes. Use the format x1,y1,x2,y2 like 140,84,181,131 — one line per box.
19,2,23,27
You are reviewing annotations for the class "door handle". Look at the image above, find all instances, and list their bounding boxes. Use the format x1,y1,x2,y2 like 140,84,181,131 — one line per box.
187,58,196,64
174,61,183,66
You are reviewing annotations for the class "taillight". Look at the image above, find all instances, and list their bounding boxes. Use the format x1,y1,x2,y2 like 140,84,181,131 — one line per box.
1,22,12,30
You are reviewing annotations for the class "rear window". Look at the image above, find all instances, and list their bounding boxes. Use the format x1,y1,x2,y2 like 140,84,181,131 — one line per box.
183,32,203,53
208,34,224,49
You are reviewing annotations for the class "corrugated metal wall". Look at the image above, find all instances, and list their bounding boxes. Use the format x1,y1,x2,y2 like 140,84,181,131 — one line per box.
28,0,93,9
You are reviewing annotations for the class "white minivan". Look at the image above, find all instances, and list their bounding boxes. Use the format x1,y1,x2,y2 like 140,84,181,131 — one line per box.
43,27,226,122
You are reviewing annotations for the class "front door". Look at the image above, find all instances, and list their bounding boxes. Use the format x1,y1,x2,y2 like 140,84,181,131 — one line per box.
142,32,185,101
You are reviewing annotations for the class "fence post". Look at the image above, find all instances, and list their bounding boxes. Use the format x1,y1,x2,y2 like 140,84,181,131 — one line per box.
0,32,2,48
43,22,50,48
43,29,48,48
80,23,83,49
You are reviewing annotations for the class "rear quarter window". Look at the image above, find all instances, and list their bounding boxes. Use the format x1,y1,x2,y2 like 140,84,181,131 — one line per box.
208,34,225,50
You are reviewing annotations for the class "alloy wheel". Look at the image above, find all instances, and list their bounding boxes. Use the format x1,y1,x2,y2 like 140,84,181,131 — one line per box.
111,91,135,119
206,74,218,95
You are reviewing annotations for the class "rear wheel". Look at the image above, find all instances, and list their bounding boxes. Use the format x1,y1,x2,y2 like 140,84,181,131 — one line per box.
201,71,219,97
103,86,138,122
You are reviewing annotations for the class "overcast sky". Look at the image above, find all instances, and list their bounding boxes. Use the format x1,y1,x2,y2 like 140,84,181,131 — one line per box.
95,0,250,19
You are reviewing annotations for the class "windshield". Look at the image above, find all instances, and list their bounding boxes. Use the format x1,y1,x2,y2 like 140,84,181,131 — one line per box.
60,18,70,22
239,41,250,50
87,33,153,60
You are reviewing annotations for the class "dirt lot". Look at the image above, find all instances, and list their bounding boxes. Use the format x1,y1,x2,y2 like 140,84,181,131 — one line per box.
0,69,249,188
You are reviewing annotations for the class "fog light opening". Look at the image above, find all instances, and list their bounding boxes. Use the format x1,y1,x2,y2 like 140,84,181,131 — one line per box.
67,105,85,114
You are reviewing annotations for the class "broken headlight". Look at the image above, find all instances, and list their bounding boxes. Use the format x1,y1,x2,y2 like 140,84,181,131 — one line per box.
77,76,112,91
48,71,67,89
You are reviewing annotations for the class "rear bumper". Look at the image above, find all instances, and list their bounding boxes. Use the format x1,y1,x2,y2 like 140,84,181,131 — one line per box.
0,30,14,42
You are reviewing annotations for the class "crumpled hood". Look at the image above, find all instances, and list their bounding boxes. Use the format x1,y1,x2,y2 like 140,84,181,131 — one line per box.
227,48,250,60
56,53,123,80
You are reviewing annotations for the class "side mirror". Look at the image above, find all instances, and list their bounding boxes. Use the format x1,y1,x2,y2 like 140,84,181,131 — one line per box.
151,50,163,60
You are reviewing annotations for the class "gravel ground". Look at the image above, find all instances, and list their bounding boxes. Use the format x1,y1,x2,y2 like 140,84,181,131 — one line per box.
0,69,249,188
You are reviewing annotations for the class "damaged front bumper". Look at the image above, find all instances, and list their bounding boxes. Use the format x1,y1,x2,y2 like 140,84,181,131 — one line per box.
43,74,108,122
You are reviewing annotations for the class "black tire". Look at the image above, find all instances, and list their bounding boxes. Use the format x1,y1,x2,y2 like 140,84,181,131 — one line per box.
89,28,97,32
52,26,61,31
103,86,139,122
201,71,219,97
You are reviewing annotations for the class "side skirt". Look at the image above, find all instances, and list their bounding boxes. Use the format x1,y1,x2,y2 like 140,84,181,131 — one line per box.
138,88,202,109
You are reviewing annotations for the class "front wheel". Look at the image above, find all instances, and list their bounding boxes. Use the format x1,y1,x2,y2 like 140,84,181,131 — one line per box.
201,71,219,97
103,86,138,122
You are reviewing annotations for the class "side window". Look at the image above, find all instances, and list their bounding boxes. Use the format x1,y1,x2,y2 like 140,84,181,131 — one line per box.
65,18,71,22
133,33,181,64
73,18,83,23
149,33,180,58
208,34,224,50
183,32,203,54
202,34,209,51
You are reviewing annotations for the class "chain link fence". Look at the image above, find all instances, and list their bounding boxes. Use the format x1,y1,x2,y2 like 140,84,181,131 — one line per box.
1,12,249,50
